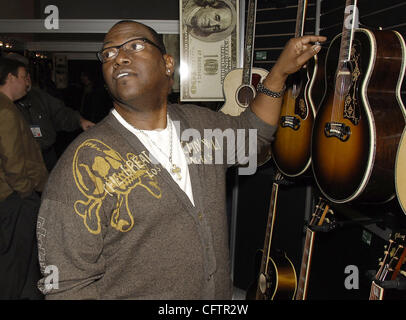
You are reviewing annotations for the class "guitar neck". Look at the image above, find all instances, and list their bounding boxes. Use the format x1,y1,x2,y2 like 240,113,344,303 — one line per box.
255,182,279,299
242,0,257,85
295,227,315,300
369,281,384,300
338,0,358,65
294,0,308,38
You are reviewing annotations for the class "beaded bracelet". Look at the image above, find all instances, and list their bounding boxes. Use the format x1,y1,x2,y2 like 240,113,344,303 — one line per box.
257,82,286,98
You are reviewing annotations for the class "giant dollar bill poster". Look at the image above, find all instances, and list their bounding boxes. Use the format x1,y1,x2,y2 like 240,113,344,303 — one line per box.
180,0,239,101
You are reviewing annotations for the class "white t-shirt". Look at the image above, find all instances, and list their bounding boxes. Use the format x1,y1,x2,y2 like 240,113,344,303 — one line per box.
112,109,195,206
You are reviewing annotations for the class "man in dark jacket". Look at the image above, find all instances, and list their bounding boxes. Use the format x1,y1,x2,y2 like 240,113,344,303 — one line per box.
7,52,95,171
0,57,48,299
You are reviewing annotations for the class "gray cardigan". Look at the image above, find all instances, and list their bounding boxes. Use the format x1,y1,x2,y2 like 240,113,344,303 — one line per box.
36,103,276,299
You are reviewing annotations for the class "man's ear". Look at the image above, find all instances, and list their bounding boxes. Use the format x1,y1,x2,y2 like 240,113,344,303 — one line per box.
6,72,15,84
163,54,175,76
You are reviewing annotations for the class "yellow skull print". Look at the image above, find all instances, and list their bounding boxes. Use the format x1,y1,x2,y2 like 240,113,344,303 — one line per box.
72,139,161,234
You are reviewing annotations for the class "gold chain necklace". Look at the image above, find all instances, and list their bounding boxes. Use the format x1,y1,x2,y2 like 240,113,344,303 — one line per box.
134,115,182,180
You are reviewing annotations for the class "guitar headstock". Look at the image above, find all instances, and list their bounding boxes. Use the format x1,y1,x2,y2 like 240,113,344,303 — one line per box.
375,232,406,283
308,197,335,230
370,231,406,300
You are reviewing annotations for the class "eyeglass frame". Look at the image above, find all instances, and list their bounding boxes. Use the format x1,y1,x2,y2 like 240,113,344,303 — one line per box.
96,37,165,63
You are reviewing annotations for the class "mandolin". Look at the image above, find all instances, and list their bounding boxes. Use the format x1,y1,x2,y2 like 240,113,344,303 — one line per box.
220,0,268,116
272,0,321,177
311,0,406,204
246,173,297,300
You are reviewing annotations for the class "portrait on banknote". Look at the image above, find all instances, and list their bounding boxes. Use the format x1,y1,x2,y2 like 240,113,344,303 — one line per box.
180,0,239,101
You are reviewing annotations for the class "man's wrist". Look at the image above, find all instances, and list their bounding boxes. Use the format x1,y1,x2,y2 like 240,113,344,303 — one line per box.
257,82,286,98
263,67,287,92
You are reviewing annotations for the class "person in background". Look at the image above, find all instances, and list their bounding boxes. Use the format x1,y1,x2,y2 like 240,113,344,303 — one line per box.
79,69,113,124
6,53,95,171
0,57,48,299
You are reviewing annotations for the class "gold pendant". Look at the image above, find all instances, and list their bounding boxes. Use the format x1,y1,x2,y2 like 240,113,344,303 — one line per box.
171,164,182,180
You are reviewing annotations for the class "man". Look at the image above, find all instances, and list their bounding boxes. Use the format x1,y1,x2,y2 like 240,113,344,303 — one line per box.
6,52,96,171
79,70,112,124
7,52,95,170
183,0,237,42
0,58,48,299
37,20,325,299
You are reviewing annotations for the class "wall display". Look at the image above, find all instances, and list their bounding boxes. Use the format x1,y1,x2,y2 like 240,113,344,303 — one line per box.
180,0,239,101
311,0,406,204
220,0,267,115
271,0,319,178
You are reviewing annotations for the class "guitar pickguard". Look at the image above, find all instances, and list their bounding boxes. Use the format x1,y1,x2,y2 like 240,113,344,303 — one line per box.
343,44,362,125
297,98,307,119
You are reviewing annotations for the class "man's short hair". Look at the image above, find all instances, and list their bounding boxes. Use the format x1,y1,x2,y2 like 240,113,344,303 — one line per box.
5,52,29,66
0,58,26,86
111,20,167,54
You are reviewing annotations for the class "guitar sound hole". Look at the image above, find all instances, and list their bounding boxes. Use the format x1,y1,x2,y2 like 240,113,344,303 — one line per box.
237,86,255,108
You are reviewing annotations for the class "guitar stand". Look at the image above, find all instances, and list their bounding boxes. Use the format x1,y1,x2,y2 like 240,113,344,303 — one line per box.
372,276,406,290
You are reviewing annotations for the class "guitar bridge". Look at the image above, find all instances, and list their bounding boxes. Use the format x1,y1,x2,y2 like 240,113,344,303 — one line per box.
324,122,351,141
280,116,300,130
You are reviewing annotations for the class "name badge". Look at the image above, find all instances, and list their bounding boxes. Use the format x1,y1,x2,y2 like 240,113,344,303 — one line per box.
30,126,42,138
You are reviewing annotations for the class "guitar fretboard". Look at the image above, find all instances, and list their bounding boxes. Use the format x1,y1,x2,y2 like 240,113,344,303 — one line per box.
369,281,384,300
295,200,331,300
242,0,257,85
255,182,279,299
338,0,358,64
294,0,307,38
295,228,315,300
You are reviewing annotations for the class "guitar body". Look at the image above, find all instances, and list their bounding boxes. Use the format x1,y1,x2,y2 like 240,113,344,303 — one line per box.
262,250,297,300
312,29,406,203
220,67,268,116
247,249,297,300
272,59,318,177
395,129,406,214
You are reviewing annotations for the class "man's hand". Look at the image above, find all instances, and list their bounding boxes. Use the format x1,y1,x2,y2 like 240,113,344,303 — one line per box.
79,117,95,131
250,35,327,127
271,35,327,80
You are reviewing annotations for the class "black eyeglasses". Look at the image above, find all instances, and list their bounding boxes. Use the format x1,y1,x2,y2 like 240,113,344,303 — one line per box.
97,37,164,63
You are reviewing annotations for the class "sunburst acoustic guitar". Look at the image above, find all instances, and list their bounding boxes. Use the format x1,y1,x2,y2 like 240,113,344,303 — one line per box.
272,0,322,178
246,173,297,300
311,0,406,204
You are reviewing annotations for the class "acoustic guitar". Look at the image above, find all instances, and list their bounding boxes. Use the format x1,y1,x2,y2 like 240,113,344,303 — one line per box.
395,129,406,215
295,197,335,300
220,0,268,116
370,231,406,300
246,173,297,300
311,0,406,204
272,0,320,177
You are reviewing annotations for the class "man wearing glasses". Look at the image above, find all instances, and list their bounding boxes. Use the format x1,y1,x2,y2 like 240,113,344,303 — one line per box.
36,20,325,299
